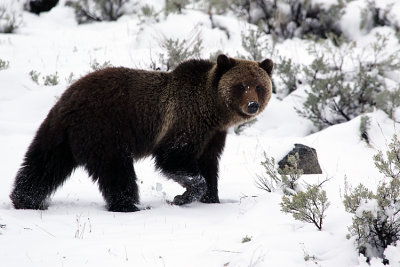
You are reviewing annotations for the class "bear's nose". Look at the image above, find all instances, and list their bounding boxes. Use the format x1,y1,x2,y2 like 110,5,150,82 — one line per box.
248,101,259,114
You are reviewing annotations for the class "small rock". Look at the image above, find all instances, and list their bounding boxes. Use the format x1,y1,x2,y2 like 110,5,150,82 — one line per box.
278,144,322,174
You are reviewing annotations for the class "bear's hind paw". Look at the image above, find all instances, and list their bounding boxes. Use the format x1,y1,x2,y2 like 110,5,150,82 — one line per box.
172,192,194,206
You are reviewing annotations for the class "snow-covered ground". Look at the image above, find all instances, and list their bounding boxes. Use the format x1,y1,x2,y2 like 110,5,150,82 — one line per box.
1,1,400,266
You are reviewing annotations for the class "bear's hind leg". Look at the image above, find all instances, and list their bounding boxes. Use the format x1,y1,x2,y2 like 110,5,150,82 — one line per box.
10,133,76,210
154,145,207,205
87,156,139,212
171,175,207,206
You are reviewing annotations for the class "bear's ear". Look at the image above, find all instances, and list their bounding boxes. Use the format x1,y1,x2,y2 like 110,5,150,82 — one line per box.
259,58,273,76
217,54,235,72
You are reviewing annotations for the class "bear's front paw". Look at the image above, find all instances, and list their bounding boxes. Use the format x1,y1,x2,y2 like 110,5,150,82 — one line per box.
108,202,140,212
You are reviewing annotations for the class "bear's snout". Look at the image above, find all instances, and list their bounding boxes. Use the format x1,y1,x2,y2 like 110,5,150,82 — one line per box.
247,101,259,114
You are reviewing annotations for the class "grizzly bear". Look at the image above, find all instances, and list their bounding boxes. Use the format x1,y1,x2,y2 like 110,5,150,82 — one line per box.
10,54,273,212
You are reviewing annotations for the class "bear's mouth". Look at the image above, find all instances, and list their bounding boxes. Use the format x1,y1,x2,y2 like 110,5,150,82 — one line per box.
237,109,253,120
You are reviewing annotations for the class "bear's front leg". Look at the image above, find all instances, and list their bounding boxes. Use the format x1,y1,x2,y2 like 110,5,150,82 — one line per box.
199,130,227,204
154,145,207,205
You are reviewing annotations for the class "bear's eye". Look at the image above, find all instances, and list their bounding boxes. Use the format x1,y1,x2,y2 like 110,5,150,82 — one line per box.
239,84,245,91
256,85,262,93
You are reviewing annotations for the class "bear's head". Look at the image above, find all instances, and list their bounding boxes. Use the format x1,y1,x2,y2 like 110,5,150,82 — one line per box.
216,54,273,126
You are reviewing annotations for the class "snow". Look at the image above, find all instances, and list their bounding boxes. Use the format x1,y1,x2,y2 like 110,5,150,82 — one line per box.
1,1,400,267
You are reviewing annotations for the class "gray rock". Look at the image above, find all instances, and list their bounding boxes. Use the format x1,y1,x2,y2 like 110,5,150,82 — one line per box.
278,144,322,174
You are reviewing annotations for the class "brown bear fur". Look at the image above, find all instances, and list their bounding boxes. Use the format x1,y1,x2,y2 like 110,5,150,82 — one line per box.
10,54,273,212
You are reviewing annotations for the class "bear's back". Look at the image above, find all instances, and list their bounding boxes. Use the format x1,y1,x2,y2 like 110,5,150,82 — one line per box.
52,67,169,158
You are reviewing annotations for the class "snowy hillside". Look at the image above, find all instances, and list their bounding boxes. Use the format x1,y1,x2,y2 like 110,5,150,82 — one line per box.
1,0,400,266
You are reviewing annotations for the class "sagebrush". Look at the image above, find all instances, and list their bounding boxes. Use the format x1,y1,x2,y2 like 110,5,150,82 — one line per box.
298,33,400,129
66,0,131,24
256,152,303,195
344,134,400,262
0,2,23,33
0,58,9,70
229,0,344,41
281,184,330,231
157,34,203,71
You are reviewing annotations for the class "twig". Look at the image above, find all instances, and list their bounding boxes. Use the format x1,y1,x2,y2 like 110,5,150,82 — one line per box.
212,249,241,254
35,224,56,238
